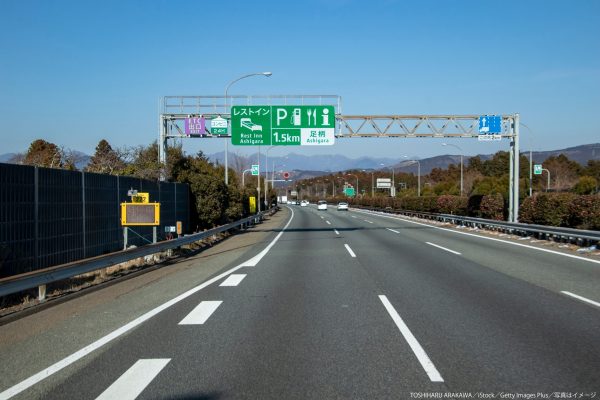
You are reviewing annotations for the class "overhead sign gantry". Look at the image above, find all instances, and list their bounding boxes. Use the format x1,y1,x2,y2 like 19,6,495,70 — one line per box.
158,95,520,223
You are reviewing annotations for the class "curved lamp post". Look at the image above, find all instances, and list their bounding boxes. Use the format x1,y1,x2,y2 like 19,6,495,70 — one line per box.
224,72,272,185
442,143,464,196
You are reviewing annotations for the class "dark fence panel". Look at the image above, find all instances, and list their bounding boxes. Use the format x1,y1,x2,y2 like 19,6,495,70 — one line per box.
0,163,190,278
0,164,36,277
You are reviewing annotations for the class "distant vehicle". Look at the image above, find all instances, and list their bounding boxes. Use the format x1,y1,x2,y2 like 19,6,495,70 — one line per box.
337,202,349,211
317,200,328,211
300,200,309,207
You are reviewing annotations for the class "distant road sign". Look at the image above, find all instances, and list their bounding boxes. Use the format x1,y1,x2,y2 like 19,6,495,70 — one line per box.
377,178,392,189
251,165,259,176
210,116,228,136
534,164,543,175
283,171,290,180
185,117,205,137
344,187,355,197
231,105,335,146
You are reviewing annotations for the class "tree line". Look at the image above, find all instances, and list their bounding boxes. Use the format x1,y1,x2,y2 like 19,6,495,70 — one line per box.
8,139,273,230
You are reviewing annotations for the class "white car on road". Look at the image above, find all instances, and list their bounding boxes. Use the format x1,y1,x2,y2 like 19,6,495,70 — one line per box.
317,200,327,211
337,202,349,211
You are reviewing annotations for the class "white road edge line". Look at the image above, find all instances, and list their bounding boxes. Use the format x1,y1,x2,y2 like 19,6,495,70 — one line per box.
426,242,461,255
354,209,600,265
561,291,600,308
344,244,356,258
326,220,331,225
386,228,400,234
95,359,170,400
0,208,296,400
334,229,340,235
179,301,222,325
378,295,444,383
219,274,247,287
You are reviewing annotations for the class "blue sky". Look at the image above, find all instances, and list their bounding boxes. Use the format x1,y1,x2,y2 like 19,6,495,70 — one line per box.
1,0,599,160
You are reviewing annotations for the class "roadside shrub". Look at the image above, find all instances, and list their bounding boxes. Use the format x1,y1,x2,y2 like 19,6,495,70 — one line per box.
569,195,600,230
479,194,504,220
518,196,536,224
436,195,468,215
520,193,576,227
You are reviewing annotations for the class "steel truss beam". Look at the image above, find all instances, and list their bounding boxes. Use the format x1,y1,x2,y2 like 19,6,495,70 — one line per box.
159,106,520,223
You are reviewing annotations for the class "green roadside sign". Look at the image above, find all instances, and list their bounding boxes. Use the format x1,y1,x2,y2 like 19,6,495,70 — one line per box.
344,187,356,197
231,105,335,146
210,116,228,136
534,164,543,175
251,164,259,176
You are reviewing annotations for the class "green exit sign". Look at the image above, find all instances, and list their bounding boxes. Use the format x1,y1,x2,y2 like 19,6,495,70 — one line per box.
231,105,335,146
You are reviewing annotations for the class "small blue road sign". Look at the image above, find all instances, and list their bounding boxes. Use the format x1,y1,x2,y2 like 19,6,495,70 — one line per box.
479,115,502,134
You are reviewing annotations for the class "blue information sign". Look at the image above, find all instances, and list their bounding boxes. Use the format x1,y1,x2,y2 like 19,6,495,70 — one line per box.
478,115,502,134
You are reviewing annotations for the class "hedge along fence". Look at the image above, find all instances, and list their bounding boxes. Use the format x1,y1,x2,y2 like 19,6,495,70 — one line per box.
520,193,600,230
347,193,600,229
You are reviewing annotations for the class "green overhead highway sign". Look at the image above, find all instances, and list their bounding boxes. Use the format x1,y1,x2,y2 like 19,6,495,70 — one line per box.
231,105,335,146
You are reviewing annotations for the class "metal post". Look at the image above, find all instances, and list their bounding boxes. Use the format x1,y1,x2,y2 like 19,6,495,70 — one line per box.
542,169,551,191
530,149,533,197
153,226,157,244
158,115,168,181
417,162,421,197
123,227,128,250
257,146,261,213
511,114,520,222
371,172,374,197
460,154,463,196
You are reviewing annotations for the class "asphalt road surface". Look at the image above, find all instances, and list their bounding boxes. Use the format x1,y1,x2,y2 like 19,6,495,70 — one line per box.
1,205,599,399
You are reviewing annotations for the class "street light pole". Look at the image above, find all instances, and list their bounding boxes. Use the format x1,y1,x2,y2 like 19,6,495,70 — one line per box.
224,72,272,186
264,146,274,208
520,123,534,197
542,168,551,192
402,158,421,196
241,168,251,187
442,143,464,196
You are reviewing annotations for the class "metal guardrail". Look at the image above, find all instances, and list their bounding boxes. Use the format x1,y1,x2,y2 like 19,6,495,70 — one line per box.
356,206,600,246
0,212,270,300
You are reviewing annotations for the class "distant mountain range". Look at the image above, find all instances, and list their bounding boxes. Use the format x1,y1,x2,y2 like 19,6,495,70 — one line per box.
2,143,598,177
209,143,600,176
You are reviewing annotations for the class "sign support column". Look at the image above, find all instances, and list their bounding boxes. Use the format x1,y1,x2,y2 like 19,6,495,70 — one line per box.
510,114,520,222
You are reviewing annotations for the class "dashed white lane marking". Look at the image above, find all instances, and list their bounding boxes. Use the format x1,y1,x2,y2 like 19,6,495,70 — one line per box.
326,220,331,225
379,295,444,383
426,242,461,255
387,228,400,234
320,216,324,219
351,215,357,219
334,229,340,235
220,274,247,287
0,210,297,400
353,209,600,265
179,301,223,325
561,291,600,308
344,244,356,258
95,359,170,400
364,219,374,224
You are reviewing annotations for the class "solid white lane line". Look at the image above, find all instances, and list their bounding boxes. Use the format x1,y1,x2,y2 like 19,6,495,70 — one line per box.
219,274,247,287
387,228,400,234
426,242,461,255
364,219,374,224
179,301,222,325
334,229,340,235
354,209,600,265
344,244,357,258
378,295,444,383
241,207,295,267
95,359,170,400
326,220,331,225
561,291,600,308
0,210,296,400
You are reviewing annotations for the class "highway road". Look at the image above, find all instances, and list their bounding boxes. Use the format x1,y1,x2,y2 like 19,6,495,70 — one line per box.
0,205,599,399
